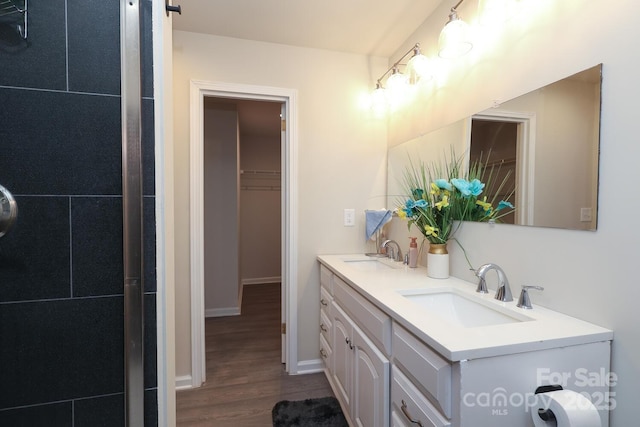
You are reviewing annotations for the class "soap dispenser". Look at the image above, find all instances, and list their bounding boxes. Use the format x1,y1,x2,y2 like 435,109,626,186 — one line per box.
408,237,418,268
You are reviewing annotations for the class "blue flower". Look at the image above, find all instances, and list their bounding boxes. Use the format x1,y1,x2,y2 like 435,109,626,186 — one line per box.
468,179,484,196
412,188,425,199
496,200,514,211
414,199,428,208
452,178,485,197
401,198,428,218
401,205,413,217
434,179,452,191
451,178,471,196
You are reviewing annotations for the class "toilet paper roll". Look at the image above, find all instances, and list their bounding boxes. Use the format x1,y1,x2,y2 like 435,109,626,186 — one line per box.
531,390,601,427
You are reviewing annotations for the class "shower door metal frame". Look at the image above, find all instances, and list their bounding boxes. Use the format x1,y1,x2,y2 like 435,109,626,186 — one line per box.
121,0,145,425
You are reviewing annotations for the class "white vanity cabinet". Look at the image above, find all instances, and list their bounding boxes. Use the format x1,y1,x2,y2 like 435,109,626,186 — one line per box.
322,266,391,427
319,265,333,374
332,302,390,427
318,256,613,427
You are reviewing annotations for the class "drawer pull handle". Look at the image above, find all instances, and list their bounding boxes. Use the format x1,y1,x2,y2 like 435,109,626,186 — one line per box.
320,349,328,358
320,299,328,306
320,324,328,332
401,400,424,427
345,337,354,350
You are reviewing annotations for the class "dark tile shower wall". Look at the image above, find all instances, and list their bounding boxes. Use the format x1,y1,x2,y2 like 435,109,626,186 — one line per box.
0,1,157,426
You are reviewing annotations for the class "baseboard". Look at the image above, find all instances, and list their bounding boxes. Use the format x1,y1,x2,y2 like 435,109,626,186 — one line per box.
241,276,281,286
175,375,194,390
205,307,241,318
295,358,324,375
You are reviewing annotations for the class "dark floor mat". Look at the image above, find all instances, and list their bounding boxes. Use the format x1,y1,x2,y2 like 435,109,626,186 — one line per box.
272,396,348,427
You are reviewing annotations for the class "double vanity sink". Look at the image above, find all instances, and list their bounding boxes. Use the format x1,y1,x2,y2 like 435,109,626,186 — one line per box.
332,254,611,360
318,254,613,426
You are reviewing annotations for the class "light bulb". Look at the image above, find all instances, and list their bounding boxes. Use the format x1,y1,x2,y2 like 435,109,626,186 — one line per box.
438,9,473,59
370,83,388,117
386,67,409,92
407,53,432,83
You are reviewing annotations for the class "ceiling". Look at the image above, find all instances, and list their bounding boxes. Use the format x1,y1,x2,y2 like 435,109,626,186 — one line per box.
184,0,447,136
171,0,445,57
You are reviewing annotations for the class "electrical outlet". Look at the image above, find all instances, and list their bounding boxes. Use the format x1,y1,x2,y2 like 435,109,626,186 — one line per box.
344,209,355,226
580,207,592,222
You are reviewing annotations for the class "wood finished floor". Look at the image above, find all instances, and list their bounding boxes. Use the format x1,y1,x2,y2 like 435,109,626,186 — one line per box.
176,283,334,426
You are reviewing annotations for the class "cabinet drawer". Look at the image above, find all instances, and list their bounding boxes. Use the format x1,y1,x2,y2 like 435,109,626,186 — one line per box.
320,264,333,294
320,334,332,369
391,366,450,427
334,276,392,355
320,308,332,344
392,323,451,418
320,285,332,311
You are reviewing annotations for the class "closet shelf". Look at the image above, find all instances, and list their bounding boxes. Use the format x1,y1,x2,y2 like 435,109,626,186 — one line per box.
241,169,281,177
483,158,516,168
241,185,281,192
240,169,281,191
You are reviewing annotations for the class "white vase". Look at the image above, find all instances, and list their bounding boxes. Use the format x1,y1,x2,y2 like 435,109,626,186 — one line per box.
427,243,449,279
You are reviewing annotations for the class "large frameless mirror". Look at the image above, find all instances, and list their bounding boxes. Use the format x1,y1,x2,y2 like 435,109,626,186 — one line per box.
388,64,602,231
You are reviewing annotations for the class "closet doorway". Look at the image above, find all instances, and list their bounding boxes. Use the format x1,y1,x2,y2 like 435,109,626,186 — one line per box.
470,110,536,226
189,81,299,387
202,97,282,312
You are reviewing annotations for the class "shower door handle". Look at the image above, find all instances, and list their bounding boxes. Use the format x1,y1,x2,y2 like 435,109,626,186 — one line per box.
0,184,18,238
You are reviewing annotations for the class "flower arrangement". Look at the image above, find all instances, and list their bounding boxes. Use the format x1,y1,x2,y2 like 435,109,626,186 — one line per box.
396,150,515,245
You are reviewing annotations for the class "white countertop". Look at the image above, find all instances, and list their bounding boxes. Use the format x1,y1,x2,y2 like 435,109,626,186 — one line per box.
318,254,613,361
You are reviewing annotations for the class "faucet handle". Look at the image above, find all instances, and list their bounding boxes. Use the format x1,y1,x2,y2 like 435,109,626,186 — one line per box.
517,285,544,309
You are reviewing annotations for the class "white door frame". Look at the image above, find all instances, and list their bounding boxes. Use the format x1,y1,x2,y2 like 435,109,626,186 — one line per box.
153,1,175,424
189,80,299,387
471,110,536,226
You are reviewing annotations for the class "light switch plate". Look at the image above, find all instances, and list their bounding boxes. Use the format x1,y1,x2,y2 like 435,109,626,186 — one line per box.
344,209,355,226
580,207,592,222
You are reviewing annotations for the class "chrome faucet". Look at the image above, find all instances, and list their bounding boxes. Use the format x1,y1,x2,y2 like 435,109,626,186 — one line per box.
475,263,513,302
381,239,403,262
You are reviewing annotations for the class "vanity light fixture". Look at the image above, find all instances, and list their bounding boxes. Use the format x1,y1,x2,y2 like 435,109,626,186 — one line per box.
438,0,473,59
370,43,431,113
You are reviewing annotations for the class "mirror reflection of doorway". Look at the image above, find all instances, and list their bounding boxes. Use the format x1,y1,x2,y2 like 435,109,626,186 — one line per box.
470,118,518,225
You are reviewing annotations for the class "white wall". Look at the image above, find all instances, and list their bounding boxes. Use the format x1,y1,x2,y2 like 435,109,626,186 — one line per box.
240,133,282,283
203,104,240,316
386,0,640,424
172,32,388,377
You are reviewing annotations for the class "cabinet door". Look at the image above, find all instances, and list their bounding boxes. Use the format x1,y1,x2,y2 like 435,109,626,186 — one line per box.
352,326,390,427
332,303,353,408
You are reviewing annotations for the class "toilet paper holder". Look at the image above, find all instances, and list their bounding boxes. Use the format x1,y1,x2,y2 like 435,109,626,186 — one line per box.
535,385,564,422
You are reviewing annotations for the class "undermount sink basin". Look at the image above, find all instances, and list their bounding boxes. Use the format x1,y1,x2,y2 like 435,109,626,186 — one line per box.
342,258,397,271
398,289,532,328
